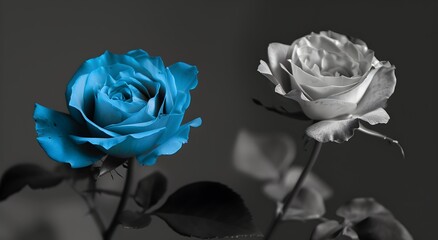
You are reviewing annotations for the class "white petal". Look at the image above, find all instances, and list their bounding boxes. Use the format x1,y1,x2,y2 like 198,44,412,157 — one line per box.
291,59,362,87
355,65,396,115
327,67,379,103
257,60,279,85
306,118,360,143
268,43,293,91
359,108,390,125
285,90,357,120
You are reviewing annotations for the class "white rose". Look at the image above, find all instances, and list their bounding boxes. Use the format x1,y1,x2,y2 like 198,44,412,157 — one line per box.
258,31,397,143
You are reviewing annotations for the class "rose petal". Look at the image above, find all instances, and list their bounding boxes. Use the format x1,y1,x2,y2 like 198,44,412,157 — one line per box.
267,43,293,91
136,118,202,165
70,127,166,158
168,62,199,92
67,71,121,138
285,90,357,120
328,67,379,104
358,108,390,125
355,65,396,115
300,81,359,100
291,59,362,87
34,104,105,168
306,118,360,143
258,60,279,86
93,90,145,127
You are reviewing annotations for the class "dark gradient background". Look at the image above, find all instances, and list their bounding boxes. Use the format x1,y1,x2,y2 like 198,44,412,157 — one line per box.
1,0,437,239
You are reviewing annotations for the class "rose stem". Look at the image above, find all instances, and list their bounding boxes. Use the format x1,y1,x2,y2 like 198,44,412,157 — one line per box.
70,184,105,235
264,140,323,240
103,158,134,240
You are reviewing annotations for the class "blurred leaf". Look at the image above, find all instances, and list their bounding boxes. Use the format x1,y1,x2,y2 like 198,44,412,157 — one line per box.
16,220,57,240
55,163,96,181
311,221,359,240
282,188,326,221
264,167,332,201
252,98,310,121
315,198,414,240
311,220,343,240
353,214,413,240
336,198,390,224
154,181,262,239
341,227,359,239
119,211,152,229
134,171,167,210
0,164,64,201
233,129,296,180
97,155,129,178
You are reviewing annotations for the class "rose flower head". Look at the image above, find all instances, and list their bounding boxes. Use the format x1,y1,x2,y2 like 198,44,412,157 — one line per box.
258,31,397,143
34,50,201,168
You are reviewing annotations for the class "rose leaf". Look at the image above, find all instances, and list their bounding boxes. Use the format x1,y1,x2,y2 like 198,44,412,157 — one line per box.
282,188,326,221
54,163,97,181
154,181,262,239
233,129,296,181
134,171,167,210
353,215,413,240
0,164,64,201
310,220,343,240
336,198,390,224
119,211,152,229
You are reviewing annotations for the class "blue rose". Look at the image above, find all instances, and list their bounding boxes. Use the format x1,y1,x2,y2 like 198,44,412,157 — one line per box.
34,50,201,168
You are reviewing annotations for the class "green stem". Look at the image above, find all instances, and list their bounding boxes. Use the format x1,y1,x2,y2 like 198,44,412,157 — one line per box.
264,141,323,240
103,158,134,240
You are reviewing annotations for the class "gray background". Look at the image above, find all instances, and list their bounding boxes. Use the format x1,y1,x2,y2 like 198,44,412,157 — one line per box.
1,0,437,239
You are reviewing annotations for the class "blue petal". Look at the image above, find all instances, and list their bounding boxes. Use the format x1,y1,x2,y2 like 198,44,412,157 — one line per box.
106,114,184,136
71,127,166,158
169,62,199,91
93,90,145,127
67,72,120,137
172,91,191,114
34,104,105,168
136,117,202,165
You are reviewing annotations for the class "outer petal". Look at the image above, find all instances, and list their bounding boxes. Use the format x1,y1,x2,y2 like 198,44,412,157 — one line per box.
305,108,390,143
105,114,184,137
285,90,357,120
71,127,166,158
355,64,396,115
33,104,104,168
305,118,360,143
267,43,293,91
257,60,279,86
358,108,390,125
169,62,199,91
136,118,202,165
